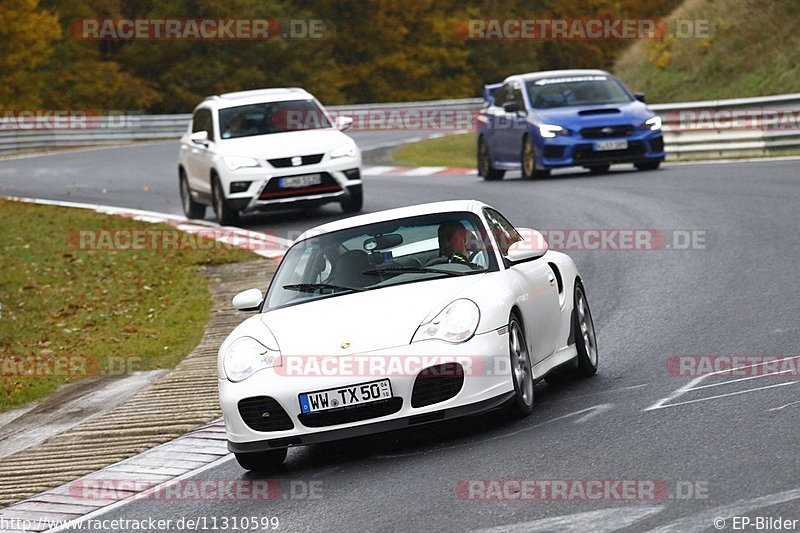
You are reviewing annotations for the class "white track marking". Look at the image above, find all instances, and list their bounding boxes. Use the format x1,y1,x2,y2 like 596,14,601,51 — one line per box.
646,355,800,411
643,487,800,533
769,400,800,412
471,505,663,533
686,369,795,391
403,166,448,175
649,381,797,410
361,165,397,175
645,376,705,411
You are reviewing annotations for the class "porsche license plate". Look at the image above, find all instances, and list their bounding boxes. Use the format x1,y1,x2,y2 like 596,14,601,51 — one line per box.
278,174,322,189
299,379,392,413
595,140,628,151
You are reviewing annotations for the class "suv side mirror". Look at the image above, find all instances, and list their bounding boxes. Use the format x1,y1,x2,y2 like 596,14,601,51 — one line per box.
505,228,548,263
634,93,646,103
232,288,263,311
190,130,209,145
335,116,354,131
502,101,520,114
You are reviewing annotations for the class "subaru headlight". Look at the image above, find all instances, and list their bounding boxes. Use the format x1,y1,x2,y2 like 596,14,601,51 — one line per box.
223,335,281,382
412,299,480,344
330,142,357,160
223,156,260,171
538,124,570,138
641,116,662,131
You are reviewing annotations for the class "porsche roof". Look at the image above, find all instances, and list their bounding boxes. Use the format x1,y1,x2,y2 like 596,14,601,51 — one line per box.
296,200,489,242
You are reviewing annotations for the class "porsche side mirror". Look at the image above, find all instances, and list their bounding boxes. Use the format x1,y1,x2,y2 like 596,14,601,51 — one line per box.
506,228,548,263
232,288,263,311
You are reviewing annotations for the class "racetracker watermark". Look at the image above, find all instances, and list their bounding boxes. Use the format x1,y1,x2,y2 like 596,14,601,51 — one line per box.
69,18,328,40
667,355,800,377
276,355,504,378
283,107,479,131
516,228,707,251
1,355,143,377
0,110,139,131
67,478,322,501
664,109,800,131
457,18,711,40
67,229,284,252
455,479,708,501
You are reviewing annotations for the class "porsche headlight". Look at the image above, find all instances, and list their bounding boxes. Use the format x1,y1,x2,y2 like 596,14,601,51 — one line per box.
223,156,260,171
538,124,570,138
223,336,281,382
412,299,480,344
641,116,662,131
330,142,357,159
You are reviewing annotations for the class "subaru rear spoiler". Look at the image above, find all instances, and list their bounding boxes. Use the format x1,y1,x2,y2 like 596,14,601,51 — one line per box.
483,83,503,105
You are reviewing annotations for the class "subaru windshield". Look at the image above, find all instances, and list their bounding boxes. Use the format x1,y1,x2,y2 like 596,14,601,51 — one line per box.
526,75,633,109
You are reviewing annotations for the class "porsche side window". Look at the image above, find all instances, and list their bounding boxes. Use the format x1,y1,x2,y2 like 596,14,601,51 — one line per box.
484,208,521,255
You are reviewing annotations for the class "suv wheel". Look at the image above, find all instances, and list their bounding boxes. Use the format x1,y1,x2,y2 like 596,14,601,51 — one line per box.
179,169,206,219
340,184,363,213
212,175,240,226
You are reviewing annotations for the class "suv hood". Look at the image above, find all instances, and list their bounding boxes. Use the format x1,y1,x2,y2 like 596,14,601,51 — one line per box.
217,128,355,160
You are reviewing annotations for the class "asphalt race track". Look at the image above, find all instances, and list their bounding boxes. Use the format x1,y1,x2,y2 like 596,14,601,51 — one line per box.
1,136,799,531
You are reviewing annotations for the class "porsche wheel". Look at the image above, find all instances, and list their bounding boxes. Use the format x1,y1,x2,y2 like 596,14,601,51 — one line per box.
506,314,534,417
573,282,598,377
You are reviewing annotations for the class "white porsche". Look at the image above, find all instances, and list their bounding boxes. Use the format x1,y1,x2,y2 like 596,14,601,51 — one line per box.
219,200,598,470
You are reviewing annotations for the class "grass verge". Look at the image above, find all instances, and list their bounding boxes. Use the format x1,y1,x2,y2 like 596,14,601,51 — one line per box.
392,133,476,169
0,198,255,411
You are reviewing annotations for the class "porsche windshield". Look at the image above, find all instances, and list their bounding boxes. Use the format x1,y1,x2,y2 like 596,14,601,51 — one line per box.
264,212,498,310
526,75,633,108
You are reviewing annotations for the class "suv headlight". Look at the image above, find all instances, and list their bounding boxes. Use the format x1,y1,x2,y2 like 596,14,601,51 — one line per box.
223,336,281,382
223,156,260,171
538,124,570,138
412,299,480,344
330,143,357,159
641,116,662,131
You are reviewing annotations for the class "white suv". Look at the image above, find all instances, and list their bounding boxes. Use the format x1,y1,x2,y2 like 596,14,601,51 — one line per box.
178,88,362,225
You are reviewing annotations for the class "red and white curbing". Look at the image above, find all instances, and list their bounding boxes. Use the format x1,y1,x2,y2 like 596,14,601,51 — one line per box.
363,165,478,177
5,196,292,259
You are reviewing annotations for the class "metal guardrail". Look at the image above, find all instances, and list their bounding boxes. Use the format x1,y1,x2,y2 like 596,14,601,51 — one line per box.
1,94,798,159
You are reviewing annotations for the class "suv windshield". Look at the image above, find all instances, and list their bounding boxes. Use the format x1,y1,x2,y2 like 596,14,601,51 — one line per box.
526,75,633,109
264,212,498,310
218,99,332,139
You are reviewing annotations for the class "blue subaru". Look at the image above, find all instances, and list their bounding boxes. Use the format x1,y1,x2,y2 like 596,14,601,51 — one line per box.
477,69,665,180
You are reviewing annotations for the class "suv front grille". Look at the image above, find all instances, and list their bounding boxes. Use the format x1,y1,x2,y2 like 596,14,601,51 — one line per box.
268,154,324,168
259,172,341,200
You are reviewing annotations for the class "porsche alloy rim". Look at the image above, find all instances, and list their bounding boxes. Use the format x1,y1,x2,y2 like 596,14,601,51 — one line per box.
577,288,598,366
510,321,533,406
523,139,534,176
